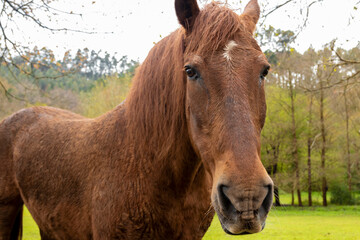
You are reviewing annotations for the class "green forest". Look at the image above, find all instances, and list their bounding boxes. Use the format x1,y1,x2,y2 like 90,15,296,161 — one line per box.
257,27,360,207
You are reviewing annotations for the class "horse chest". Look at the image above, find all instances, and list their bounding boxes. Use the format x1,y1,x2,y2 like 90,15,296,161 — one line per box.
91,174,213,239
110,200,214,240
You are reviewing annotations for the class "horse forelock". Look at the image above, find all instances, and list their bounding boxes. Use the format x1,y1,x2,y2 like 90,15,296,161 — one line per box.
185,3,244,56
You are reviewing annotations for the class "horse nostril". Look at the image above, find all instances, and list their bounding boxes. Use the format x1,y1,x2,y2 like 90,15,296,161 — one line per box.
259,184,273,218
217,184,236,214
217,183,273,220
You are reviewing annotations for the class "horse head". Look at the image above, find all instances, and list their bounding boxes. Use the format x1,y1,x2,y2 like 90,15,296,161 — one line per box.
176,0,273,235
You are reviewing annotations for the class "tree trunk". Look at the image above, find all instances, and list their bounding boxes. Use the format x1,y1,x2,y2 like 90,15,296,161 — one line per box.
289,71,302,206
319,77,327,206
344,82,352,192
272,145,281,206
266,146,281,206
357,149,360,171
307,95,313,206
274,186,281,206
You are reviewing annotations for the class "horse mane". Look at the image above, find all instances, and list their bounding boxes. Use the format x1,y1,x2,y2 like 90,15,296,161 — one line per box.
125,28,189,161
125,3,243,162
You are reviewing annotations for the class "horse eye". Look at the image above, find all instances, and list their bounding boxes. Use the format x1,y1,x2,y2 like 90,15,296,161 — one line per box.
184,66,198,79
260,66,270,80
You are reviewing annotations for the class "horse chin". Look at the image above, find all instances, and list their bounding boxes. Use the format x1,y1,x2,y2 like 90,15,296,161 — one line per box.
216,211,266,235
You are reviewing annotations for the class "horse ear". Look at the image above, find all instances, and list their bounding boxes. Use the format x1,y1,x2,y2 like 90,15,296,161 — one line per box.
175,0,200,33
240,0,260,34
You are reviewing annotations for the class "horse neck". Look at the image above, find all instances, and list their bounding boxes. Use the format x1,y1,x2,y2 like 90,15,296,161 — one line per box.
124,30,203,199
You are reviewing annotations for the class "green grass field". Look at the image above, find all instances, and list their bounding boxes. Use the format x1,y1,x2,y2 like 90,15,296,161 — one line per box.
22,195,360,240
203,206,360,240
23,207,40,239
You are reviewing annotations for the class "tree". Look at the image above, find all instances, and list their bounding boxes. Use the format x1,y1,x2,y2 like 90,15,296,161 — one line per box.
300,47,320,206
262,85,290,206
262,27,306,206
329,46,360,192
0,0,88,99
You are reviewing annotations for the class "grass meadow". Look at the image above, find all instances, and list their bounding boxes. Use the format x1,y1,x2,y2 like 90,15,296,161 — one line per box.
22,192,360,240
203,206,360,240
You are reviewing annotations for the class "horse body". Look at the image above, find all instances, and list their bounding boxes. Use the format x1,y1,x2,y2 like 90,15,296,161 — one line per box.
1,0,273,239
1,104,212,239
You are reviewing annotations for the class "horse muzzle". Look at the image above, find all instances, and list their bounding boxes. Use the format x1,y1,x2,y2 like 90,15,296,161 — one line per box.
213,181,273,235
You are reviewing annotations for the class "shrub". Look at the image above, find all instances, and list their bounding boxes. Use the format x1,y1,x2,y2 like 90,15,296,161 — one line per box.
330,185,354,205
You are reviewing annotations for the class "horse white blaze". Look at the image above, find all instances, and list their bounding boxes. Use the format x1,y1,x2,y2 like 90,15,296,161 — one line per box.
223,40,238,61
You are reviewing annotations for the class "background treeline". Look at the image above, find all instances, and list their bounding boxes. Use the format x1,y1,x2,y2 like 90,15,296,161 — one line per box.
259,27,360,207
1,27,359,207
0,47,137,118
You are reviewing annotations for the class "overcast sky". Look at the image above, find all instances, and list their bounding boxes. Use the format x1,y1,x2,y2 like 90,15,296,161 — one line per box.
10,0,360,62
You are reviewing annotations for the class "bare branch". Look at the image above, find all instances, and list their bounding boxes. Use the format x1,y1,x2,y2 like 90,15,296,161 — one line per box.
4,0,95,34
261,0,293,25
0,78,26,101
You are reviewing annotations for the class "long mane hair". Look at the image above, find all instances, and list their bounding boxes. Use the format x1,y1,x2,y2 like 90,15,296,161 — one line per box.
125,29,189,163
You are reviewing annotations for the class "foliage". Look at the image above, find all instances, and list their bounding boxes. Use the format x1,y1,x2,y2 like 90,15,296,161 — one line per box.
330,185,355,205
80,74,131,118
0,45,138,100
0,48,138,120
258,25,360,206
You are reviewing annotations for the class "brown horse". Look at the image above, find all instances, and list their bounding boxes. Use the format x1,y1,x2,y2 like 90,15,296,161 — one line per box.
0,0,273,239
